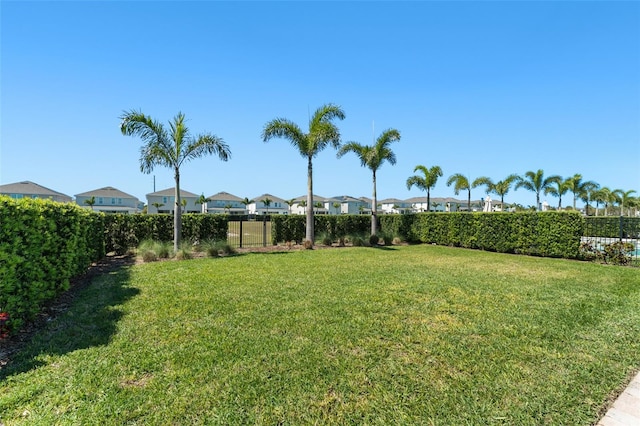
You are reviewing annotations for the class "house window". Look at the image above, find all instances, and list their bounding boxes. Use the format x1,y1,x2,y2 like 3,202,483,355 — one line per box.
163,197,168,204
118,198,122,204
111,198,116,205
98,198,103,204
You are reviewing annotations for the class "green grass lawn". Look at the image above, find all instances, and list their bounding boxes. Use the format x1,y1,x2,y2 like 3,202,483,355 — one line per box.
1,245,639,424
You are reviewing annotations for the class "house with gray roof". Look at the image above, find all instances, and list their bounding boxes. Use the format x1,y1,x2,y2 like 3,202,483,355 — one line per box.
75,186,140,214
0,181,72,203
205,191,247,215
249,194,289,215
147,187,200,214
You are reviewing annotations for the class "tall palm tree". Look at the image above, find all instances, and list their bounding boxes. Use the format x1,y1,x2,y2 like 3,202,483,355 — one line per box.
285,198,296,214
472,174,519,206
84,196,96,210
564,174,598,210
241,197,254,214
514,169,561,211
579,181,600,216
614,189,638,216
262,104,345,243
261,197,272,215
120,110,231,251
337,128,401,235
446,174,473,211
406,165,443,212
196,194,211,214
544,177,568,209
593,187,612,216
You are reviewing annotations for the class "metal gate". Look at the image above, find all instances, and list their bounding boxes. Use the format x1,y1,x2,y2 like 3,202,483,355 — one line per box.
227,215,272,248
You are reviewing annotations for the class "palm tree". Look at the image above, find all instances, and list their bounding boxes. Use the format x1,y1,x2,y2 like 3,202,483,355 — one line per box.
262,104,345,243
544,177,568,209
514,169,561,211
593,187,612,216
120,110,231,251
446,174,473,211
564,174,598,211
333,202,341,214
406,165,442,212
337,128,401,235
241,197,254,214
196,194,210,214
614,189,638,216
84,196,96,210
151,202,164,213
314,201,324,214
579,181,600,216
472,174,519,206
285,198,296,214
181,198,187,213
262,197,272,214
299,200,307,214
224,203,232,214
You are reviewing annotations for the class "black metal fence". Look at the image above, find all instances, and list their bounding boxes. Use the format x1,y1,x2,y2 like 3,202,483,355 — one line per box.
227,215,272,248
582,216,640,262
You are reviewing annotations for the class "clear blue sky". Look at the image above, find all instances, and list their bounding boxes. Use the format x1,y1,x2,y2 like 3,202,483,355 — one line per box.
2,1,639,208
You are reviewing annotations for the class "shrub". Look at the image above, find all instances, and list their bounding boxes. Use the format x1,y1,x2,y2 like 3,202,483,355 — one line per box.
303,239,314,250
369,234,380,246
204,239,235,257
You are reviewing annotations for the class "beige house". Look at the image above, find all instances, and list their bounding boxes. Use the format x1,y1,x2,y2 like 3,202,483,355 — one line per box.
75,186,140,214
147,187,199,214
0,181,72,203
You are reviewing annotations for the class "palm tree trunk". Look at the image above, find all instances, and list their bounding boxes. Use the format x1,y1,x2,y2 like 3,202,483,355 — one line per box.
371,170,377,235
306,155,314,244
467,189,471,212
174,168,181,252
427,189,431,213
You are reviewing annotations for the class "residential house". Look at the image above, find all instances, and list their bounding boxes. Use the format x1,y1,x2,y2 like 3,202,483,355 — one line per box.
249,194,289,215
146,187,199,214
379,198,413,214
75,186,140,214
0,181,72,203
205,191,247,215
330,195,370,214
290,194,332,215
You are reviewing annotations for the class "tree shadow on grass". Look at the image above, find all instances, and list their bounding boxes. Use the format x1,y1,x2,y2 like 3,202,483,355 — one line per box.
0,256,139,380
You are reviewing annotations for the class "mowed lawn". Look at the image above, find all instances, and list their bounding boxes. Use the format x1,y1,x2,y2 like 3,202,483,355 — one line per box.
1,245,639,425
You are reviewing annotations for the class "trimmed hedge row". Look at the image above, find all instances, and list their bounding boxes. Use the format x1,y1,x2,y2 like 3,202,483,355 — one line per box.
271,215,371,243
0,196,105,330
104,213,229,254
380,211,583,258
272,212,583,258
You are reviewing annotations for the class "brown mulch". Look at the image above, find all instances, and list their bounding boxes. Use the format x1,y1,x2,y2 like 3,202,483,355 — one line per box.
0,255,135,370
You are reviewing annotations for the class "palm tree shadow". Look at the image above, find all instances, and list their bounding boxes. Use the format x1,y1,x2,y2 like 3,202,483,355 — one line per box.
0,257,139,380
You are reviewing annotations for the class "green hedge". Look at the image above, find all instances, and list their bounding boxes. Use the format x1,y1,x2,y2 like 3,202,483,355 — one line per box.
382,212,583,258
271,215,371,243
103,213,229,254
0,197,105,331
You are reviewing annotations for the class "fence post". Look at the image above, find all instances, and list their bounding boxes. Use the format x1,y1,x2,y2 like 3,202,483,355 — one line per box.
263,215,267,247
239,219,243,248
619,215,624,243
